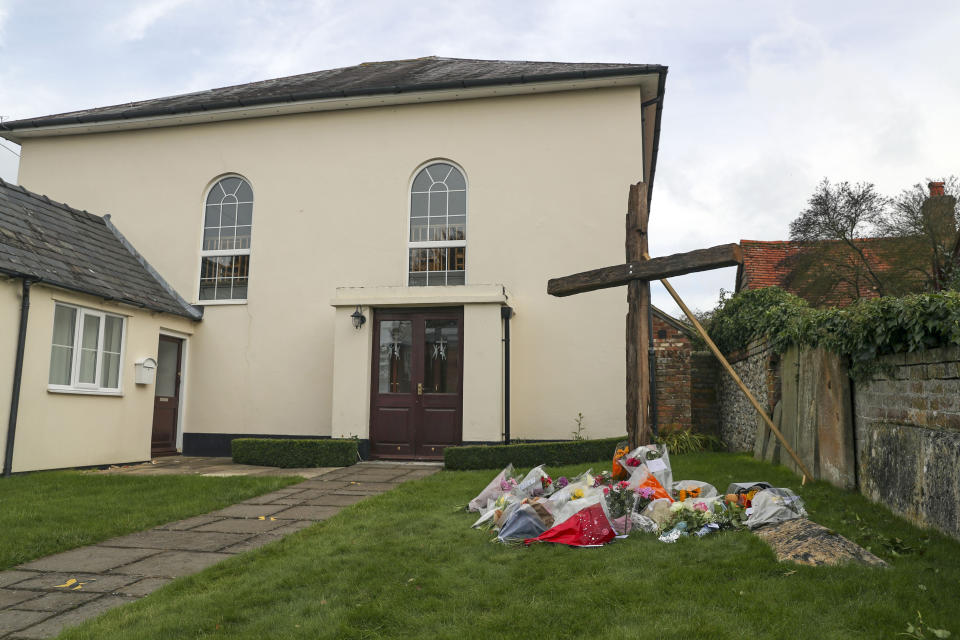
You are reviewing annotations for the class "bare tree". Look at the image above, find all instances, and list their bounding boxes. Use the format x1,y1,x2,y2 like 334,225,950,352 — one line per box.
786,179,892,304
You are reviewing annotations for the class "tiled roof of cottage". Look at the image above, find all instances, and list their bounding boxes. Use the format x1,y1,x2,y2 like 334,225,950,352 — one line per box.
737,238,929,307
0,179,201,319
0,57,666,131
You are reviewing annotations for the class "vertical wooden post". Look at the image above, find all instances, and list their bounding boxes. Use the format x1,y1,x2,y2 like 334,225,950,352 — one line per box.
625,182,651,449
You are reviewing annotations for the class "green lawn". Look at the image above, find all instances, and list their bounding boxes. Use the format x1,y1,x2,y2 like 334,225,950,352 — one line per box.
0,470,301,570
59,453,960,640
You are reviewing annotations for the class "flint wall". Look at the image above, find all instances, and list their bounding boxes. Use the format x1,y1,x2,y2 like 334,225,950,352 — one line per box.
717,339,778,452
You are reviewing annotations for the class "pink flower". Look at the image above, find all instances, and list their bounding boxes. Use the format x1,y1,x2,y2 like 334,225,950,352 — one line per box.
618,481,629,489
693,502,708,512
603,487,611,495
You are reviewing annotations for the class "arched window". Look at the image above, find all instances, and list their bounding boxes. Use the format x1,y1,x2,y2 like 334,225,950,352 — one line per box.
408,162,466,286
199,176,253,301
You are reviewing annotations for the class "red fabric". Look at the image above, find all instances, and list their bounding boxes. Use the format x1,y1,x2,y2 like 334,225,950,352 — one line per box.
524,502,616,547
638,473,673,502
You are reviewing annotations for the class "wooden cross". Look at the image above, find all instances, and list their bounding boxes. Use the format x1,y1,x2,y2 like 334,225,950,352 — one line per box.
547,181,814,481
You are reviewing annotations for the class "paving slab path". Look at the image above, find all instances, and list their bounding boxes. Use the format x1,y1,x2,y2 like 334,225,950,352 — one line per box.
0,461,439,639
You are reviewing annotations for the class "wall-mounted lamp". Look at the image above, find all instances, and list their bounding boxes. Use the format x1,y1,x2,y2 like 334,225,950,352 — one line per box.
350,305,366,330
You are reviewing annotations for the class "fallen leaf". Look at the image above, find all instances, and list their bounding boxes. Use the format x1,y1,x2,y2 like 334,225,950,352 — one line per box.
783,570,797,577
54,579,77,588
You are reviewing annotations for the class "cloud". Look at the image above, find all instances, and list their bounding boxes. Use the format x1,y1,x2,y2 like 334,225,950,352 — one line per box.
105,0,195,42
0,0,9,46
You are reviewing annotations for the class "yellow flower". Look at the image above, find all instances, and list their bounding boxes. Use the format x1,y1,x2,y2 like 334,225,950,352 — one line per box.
571,488,584,500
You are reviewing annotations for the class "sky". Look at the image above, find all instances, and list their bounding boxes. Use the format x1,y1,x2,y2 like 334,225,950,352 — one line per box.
0,0,958,316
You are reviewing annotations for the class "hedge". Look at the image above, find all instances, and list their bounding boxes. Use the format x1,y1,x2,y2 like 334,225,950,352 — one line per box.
232,438,358,468
444,436,626,471
705,288,960,379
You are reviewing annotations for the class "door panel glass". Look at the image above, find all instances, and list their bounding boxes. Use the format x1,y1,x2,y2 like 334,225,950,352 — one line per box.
156,340,179,398
423,319,459,394
378,320,413,393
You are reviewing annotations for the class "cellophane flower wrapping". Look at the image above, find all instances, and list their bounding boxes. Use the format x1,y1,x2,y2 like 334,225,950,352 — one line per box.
550,487,603,526
525,502,616,547
467,464,515,512
512,465,549,499
497,504,551,542
545,469,593,509
623,444,672,493
640,498,675,529
744,488,807,529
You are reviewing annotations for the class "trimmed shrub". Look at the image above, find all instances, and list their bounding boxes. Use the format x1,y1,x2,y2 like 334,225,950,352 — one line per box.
444,436,627,471
232,438,357,468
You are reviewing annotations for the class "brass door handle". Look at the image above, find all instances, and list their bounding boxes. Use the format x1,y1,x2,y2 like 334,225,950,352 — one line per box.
417,383,423,396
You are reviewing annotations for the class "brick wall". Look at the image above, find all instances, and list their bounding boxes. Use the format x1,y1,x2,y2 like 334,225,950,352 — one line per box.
651,314,719,436
691,352,720,437
854,346,960,539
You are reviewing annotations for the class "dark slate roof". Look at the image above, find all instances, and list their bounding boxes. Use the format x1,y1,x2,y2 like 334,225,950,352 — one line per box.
0,179,201,320
0,57,666,130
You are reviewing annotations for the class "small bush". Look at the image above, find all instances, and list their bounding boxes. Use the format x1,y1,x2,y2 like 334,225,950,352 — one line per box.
444,436,626,470
232,438,357,468
655,428,724,454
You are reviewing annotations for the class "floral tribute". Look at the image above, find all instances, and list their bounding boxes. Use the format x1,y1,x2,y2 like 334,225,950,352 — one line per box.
465,446,804,548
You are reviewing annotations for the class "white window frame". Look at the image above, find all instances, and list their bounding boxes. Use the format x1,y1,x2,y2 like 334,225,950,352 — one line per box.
48,303,126,396
196,174,254,305
405,159,468,286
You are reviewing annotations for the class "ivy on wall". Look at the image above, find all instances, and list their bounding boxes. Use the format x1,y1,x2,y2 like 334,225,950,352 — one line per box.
704,287,960,378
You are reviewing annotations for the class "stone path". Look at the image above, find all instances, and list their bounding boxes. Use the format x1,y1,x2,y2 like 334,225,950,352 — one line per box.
0,461,439,639
94,455,340,478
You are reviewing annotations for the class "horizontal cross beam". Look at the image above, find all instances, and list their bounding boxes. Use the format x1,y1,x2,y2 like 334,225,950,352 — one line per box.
547,243,743,297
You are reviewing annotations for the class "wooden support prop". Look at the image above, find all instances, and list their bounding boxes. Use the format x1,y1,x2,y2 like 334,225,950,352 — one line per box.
651,263,812,483
548,243,743,297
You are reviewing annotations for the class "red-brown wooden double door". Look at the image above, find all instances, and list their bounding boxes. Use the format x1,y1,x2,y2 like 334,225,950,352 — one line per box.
369,308,463,460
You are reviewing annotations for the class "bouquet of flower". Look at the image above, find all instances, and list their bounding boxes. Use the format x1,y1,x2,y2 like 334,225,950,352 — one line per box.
539,475,554,496
633,486,658,512
592,470,613,488
664,500,717,531
675,486,702,502
612,441,631,480
602,480,636,518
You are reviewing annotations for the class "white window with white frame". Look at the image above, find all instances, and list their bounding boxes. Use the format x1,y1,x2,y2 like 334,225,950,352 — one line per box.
199,175,253,302
48,303,125,393
408,162,466,286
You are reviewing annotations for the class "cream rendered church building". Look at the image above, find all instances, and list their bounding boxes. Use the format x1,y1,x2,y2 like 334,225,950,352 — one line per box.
0,57,667,471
